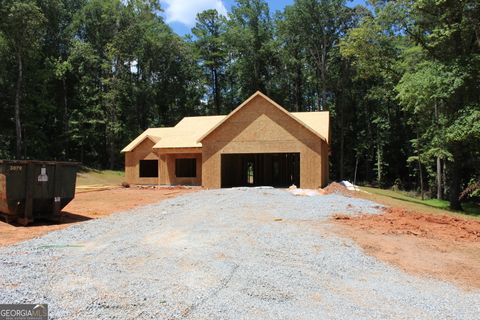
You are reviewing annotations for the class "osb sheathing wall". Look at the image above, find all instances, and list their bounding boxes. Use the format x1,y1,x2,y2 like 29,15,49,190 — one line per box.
201,95,328,189
156,151,202,186
126,144,203,186
125,138,160,185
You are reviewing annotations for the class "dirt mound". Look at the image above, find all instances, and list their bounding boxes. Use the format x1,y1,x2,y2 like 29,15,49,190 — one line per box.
324,182,354,196
334,207,480,289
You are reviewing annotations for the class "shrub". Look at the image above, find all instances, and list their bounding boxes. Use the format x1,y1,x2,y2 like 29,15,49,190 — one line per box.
460,179,480,202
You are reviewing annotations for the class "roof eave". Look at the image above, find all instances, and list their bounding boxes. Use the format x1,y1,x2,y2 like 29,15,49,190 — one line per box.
121,135,159,153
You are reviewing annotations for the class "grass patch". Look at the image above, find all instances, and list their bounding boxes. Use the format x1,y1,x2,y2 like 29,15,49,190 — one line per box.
422,199,450,209
360,186,480,219
77,168,125,187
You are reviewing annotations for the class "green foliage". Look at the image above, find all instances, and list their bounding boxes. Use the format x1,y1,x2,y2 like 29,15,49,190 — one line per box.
0,0,478,210
0,0,46,55
445,107,480,144
340,15,398,81
192,9,227,114
396,60,466,114
225,0,277,101
460,179,480,202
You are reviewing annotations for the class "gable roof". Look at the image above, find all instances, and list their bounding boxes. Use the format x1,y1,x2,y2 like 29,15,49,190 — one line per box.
122,92,330,153
292,112,330,144
197,91,329,143
121,128,172,153
153,116,226,149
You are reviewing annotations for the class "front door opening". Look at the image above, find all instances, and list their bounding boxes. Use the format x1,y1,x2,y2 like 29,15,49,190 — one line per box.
175,158,197,178
221,153,300,188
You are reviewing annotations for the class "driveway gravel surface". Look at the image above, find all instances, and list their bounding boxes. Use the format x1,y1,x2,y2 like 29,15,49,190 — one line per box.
0,188,479,319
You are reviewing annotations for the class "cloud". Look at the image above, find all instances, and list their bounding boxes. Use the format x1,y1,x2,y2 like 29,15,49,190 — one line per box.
162,0,228,26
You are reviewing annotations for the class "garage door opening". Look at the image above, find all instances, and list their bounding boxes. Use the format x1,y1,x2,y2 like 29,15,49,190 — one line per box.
221,153,300,188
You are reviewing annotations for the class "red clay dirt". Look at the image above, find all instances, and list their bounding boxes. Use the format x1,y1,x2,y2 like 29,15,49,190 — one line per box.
323,182,356,196
0,187,196,247
330,184,480,290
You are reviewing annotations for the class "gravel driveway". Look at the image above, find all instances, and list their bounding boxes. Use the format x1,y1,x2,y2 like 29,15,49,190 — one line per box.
1,188,479,319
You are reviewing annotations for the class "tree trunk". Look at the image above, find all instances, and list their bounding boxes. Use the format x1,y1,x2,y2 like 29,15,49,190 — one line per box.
434,101,442,199
294,63,302,112
213,68,221,115
80,140,84,164
353,156,359,186
320,34,327,110
14,52,23,159
62,78,69,158
365,157,370,183
449,148,463,210
416,128,424,200
311,48,323,110
339,99,344,180
376,144,382,186
436,157,443,200
418,159,424,200
108,102,117,170
443,161,447,198
109,137,115,170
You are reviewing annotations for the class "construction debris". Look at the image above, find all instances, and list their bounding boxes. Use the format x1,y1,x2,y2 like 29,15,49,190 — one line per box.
288,185,326,196
340,180,360,191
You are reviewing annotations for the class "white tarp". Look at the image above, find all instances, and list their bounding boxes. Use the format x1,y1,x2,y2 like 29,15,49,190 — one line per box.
340,180,360,191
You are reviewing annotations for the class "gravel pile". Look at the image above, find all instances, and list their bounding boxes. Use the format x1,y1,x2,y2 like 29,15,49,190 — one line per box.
0,188,478,319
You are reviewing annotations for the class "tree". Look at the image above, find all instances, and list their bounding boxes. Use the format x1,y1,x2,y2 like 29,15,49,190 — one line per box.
0,0,46,158
192,9,227,115
396,58,464,200
398,0,480,209
287,0,352,110
340,3,409,187
226,0,277,101
38,0,86,159
0,30,13,159
275,5,307,112
66,0,204,169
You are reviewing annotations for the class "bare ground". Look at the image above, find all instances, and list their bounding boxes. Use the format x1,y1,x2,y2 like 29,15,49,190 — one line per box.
2,181,479,293
330,184,480,290
2,189,477,319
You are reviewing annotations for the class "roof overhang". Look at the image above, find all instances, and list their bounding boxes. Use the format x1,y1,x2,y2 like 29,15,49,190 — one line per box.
153,147,203,154
121,135,161,153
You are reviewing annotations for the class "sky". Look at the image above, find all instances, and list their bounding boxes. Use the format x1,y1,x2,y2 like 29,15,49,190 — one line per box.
160,0,367,36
